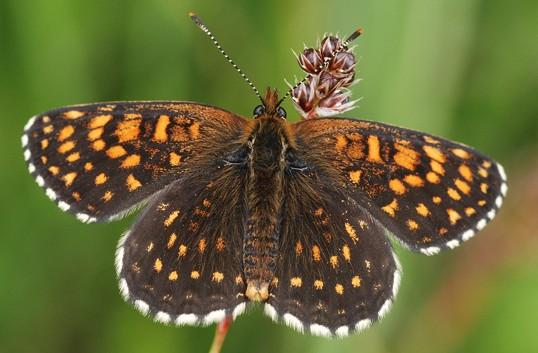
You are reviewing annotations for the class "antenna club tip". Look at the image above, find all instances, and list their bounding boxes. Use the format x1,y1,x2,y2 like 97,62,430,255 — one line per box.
188,11,197,18
357,27,365,35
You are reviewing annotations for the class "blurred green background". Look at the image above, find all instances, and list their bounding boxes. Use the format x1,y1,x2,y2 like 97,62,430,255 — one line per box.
1,0,537,352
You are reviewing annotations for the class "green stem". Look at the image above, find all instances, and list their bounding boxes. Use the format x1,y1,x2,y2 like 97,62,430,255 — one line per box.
208,316,233,353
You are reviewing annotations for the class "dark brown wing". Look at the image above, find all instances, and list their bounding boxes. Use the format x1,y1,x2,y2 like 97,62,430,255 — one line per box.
21,102,249,222
266,166,400,337
116,158,248,325
291,117,507,255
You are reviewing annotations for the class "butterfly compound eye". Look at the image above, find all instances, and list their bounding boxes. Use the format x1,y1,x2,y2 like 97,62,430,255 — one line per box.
253,105,265,117
277,107,287,119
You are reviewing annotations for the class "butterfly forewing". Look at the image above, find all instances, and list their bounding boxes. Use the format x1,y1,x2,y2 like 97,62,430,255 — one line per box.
266,171,400,336
292,118,507,255
22,102,248,222
116,156,248,324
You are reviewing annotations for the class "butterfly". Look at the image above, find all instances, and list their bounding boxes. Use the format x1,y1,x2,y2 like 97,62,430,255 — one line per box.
21,13,507,337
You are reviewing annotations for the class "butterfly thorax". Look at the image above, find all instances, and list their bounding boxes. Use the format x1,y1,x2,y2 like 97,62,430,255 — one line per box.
243,91,290,302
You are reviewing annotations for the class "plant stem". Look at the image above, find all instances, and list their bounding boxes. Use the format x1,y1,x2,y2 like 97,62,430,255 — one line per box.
208,316,233,353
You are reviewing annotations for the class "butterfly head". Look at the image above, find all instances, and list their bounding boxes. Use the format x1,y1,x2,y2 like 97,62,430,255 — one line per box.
253,88,287,120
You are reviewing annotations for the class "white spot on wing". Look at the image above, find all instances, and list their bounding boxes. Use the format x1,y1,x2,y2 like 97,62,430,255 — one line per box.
283,313,304,333
175,314,198,326
35,175,44,186
28,163,35,173
487,209,496,220
462,229,475,241
500,183,508,196
118,278,129,300
495,196,503,208
24,149,31,161
134,300,149,315
476,218,487,230
76,213,96,223
446,239,460,249
203,309,226,325
392,252,402,297
232,303,246,319
420,246,440,256
355,318,372,332
24,116,36,131
58,201,70,211
377,299,392,318
264,303,278,322
310,323,331,337
45,188,57,201
115,247,124,276
497,163,507,181
335,325,349,337
21,134,28,147
154,311,171,324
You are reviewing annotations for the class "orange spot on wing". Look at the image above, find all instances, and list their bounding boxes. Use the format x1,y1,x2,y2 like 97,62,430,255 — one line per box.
198,238,206,253
394,143,419,170
330,256,339,269
102,190,113,202
57,141,75,154
447,209,461,225
65,152,80,163
407,219,419,230
455,178,471,195
290,277,302,287
314,280,324,290
312,245,321,262
164,210,180,227
178,244,187,257
430,160,445,175
389,179,406,195
216,237,225,252
190,270,200,279
167,233,177,248
404,174,424,187
452,148,470,159
121,154,140,168
89,114,112,129
58,125,74,141
351,275,361,288
169,271,178,281
169,152,181,166
433,196,442,204
478,167,488,178
62,172,77,187
349,170,362,184
426,172,441,184
48,166,60,175
344,222,359,243
87,127,104,141
458,164,473,182
95,173,108,185
84,162,93,171
335,135,347,151
382,199,398,217
40,139,49,149
465,207,476,216
106,145,127,159
212,272,224,283
416,203,430,217
153,258,163,273
480,183,489,194
92,139,106,151
64,110,85,120
115,114,141,142
423,145,446,163
335,283,344,295
189,122,201,139
447,187,461,200
126,174,142,191
43,125,54,134
153,115,170,142
367,135,382,163
342,245,351,262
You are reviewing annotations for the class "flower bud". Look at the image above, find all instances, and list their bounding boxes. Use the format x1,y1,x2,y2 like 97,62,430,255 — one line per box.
329,52,356,76
320,36,341,59
298,48,323,74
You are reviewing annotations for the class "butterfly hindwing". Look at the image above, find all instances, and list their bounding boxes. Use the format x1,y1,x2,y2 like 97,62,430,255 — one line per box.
292,118,507,255
116,160,249,325
21,102,248,222
265,168,400,337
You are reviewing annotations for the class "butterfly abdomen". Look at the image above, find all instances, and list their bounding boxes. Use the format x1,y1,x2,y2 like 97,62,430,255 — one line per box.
243,118,288,301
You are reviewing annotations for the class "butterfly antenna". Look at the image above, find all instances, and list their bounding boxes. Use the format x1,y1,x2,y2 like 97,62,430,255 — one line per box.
277,27,364,106
189,12,263,104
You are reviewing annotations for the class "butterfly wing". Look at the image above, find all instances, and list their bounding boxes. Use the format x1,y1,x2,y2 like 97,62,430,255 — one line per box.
265,169,400,337
21,102,249,222
291,117,507,255
116,160,248,325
